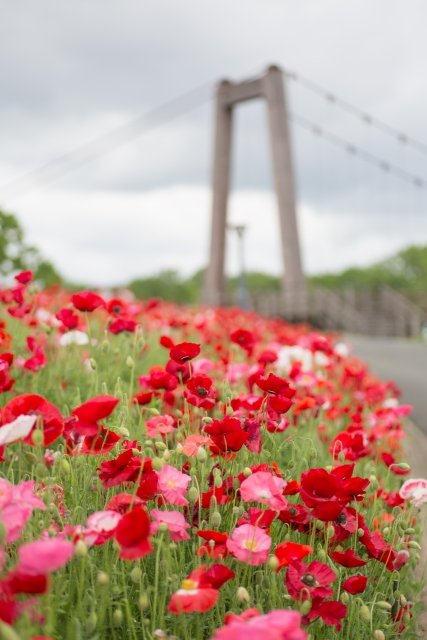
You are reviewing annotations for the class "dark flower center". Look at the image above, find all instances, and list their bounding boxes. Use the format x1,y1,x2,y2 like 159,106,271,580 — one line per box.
197,387,209,397
288,507,298,516
335,512,347,525
301,573,318,587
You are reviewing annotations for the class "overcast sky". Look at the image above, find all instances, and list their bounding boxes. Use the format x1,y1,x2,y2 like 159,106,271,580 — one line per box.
1,0,427,286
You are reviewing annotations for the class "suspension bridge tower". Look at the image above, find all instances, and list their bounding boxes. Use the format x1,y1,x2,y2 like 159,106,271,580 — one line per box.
204,64,307,318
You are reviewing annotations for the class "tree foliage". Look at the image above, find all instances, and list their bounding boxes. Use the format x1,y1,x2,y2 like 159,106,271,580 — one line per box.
0,209,62,286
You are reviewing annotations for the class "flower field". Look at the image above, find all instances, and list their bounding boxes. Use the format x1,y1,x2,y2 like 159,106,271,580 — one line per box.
0,271,425,640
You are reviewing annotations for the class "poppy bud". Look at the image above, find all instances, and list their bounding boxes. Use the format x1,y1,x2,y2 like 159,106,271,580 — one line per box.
126,356,135,368
138,593,149,609
34,462,47,479
24,452,38,464
210,511,222,528
152,457,163,471
187,487,199,503
162,450,171,461
214,474,223,488
202,416,213,424
236,586,250,603
130,567,142,583
148,408,160,416
97,571,109,586
59,458,71,475
405,527,415,534
399,594,408,607
340,592,349,605
395,462,411,471
358,528,365,537
373,631,385,640
359,604,371,623
300,600,312,615
382,527,390,536
376,601,392,611
89,358,97,370
268,555,279,570
118,427,130,437
86,611,98,633
153,631,167,639
175,443,183,454
75,540,88,557
197,448,207,463
113,609,123,626
243,467,252,477
326,524,335,539
408,540,421,550
32,429,44,447
317,549,327,562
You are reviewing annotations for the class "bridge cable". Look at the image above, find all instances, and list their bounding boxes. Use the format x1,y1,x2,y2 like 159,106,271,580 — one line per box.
285,69,427,156
1,81,213,204
289,112,427,189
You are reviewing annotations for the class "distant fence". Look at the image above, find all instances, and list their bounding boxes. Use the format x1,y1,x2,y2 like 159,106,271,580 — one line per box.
248,286,427,337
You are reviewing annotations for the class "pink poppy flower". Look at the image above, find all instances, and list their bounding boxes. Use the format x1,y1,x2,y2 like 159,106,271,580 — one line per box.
145,414,176,438
18,538,74,575
0,415,37,446
182,434,213,457
212,609,307,640
157,464,191,506
399,478,427,507
150,509,190,541
240,471,288,511
226,524,271,566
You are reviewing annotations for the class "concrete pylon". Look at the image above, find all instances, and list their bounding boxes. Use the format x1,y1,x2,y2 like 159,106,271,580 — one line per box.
204,64,307,319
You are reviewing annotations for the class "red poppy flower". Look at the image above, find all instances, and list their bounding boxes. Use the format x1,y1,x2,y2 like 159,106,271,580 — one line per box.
330,549,366,568
78,428,121,455
98,449,143,488
230,328,255,354
168,564,234,614
185,375,217,410
286,560,336,600
381,451,410,475
114,506,153,560
108,317,137,334
0,353,14,393
196,530,228,559
330,426,371,461
71,395,119,436
204,416,249,455
14,270,33,285
169,342,200,364
71,290,105,312
256,373,294,397
278,504,310,533
274,542,313,571
1,394,63,446
342,574,367,594
56,308,79,330
304,598,347,630
237,507,277,531
5,571,49,595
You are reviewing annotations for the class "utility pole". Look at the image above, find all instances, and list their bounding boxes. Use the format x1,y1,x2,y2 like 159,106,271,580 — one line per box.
204,65,307,319
227,223,249,309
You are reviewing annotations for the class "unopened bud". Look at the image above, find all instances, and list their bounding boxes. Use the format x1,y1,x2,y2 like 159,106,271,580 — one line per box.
152,457,163,471
86,611,98,633
394,462,411,471
214,474,223,488
89,358,97,370
376,601,392,611
75,540,88,557
153,631,167,639
130,566,142,583
382,527,390,536
210,511,222,528
340,592,349,605
32,429,44,447
202,416,213,424
113,609,123,626
242,467,252,477
148,408,160,416
300,600,312,615
138,593,149,609
326,524,335,539
399,594,408,607
188,487,199,503
97,571,109,586
268,555,279,570
59,458,71,475
373,631,385,640
360,604,371,623
358,527,365,537
126,356,135,368
196,447,207,463
408,540,421,550
118,427,130,437
236,586,250,603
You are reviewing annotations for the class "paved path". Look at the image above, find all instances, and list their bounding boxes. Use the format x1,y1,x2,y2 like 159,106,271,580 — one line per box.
347,335,427,435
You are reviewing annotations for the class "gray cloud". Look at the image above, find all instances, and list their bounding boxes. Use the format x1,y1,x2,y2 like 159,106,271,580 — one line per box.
1,0,427,283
